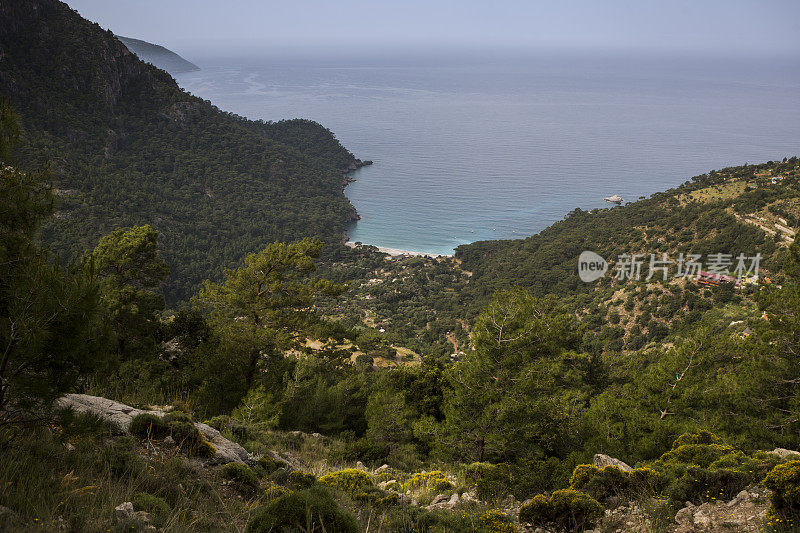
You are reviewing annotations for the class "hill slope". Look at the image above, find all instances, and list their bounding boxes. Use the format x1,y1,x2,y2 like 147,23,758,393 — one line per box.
0,0,364,303
116,35,199,74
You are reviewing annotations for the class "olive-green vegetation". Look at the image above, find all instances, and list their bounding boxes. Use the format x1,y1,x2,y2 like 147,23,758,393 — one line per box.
0,0,362,304
7,1,800,530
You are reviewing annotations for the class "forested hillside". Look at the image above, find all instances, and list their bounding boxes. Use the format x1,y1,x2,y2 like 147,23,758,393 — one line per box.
320,159,800,358
116,36,200,74
0,0,363,303
5,0,800,531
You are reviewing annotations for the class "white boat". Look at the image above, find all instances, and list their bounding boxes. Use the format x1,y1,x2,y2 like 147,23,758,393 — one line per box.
604,194,623,204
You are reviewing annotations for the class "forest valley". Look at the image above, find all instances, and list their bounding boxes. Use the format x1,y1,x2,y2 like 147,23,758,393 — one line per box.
5,92,800,531
5,1,800,531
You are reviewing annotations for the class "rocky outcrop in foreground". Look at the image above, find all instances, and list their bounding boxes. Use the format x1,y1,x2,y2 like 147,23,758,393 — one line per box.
56,393,251,465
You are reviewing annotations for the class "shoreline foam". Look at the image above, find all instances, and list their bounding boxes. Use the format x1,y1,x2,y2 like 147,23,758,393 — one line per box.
345,241,454,258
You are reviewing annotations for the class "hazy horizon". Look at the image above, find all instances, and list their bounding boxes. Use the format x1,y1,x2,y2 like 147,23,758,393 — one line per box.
68,0,800,59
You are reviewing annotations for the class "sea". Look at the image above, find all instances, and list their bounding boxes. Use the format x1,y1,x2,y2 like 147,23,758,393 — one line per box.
175,48,800,256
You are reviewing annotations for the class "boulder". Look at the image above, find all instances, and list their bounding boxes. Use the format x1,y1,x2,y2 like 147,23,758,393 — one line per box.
671,486,769,533
114,501,152,527
426,492,460,510
57,393,253,465
56,394,163,433
771,448,800,459
592,453,633,472
194,422,251,465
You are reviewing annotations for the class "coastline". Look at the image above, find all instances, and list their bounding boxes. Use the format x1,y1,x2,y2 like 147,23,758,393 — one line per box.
345,241,454,258
341,159,454,258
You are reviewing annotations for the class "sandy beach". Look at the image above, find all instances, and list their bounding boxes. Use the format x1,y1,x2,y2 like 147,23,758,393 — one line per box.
345,241,453,258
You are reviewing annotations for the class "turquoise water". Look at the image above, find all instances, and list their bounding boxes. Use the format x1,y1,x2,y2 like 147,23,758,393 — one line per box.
176,51,800,255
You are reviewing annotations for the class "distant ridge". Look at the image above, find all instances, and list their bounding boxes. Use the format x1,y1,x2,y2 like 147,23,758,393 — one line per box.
116,35,199,74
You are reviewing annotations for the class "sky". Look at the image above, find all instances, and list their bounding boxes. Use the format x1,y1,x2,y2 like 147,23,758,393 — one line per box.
67,0,800,57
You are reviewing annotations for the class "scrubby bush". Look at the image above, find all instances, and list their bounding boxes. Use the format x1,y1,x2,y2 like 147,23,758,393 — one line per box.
569,464,628,502
519,489,603,532
256,455,281,474
288,470,316,488
569,463,663,503
101,436,145,478
477,509,515,532
162,410,192,424
245,486,358,533
319,468,373,494
464,462,512,502
263,483,293,501
132,491,169,521
660,443,735,468
765,460,800,531
166,420,215,458
129,414,168,439
405,470,453,492
664,465,750,505
375,493,400,508
628,467,664,494
222,463,260,491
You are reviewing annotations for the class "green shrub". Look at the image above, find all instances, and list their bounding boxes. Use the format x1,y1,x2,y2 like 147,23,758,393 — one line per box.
129,414,168,439
256,455,281,475
519,489,603,532
165,420,215,457
660,443,735,468
476,509,515,532
628,467,665,494
568,464,662,502
765,460,800,513
385,505,491,533
375,493,400,508
319,468,373,495
263,483,293,501
405,470,453,492
288,470,317,488
167,420,200,447
222,463,259,491
58,409,115,440
665,466,750,505
464,462,512,502
162,410,192,424
672,431,725,448
102,437,145,478
765,461,800,532
245,486,359,533
132,492,169,518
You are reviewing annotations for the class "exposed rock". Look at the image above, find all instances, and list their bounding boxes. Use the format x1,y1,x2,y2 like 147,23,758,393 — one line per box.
670,486,769,532
57,393,253,466
771,448,800,459
375,464,390,474
195,422,252,465
114,501,152,527
56,394,164,433
592,453,633,472
461,491,478,503
426,492,460,510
